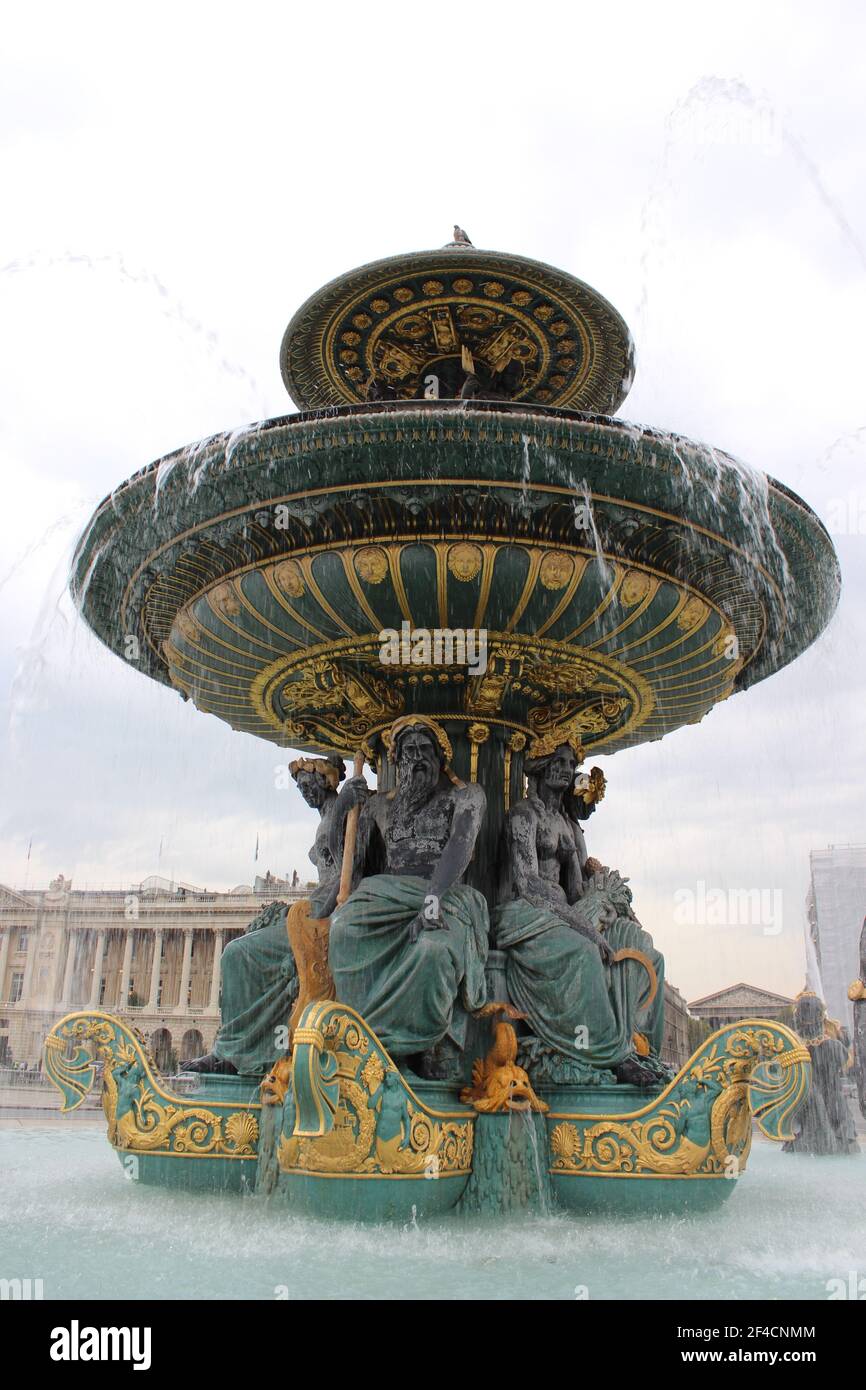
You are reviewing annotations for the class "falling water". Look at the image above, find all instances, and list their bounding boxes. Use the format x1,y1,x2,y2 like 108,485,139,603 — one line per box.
638,75,866,361
516,1109,551,1216
803,920,826,1000
574,476,614,589
0,250,267,413
519,433,532,517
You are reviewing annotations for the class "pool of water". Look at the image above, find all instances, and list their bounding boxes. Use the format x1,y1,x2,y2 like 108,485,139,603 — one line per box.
0,1124,862,1300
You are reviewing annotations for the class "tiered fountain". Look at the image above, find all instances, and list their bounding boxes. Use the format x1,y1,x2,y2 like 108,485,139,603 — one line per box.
44,233,838,1219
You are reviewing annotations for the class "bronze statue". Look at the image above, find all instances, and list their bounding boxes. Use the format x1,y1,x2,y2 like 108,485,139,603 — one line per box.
328,716,489,1078
848,916,866,1119
182,755,345,1076
783,990,857,1155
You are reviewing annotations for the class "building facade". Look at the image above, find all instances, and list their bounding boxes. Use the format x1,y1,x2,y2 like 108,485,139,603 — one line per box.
807,844,866,1032
662,980,691,1070
687,981,793,1031
0,875,307,1071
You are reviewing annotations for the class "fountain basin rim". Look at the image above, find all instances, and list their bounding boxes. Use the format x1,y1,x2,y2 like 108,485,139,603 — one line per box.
69,400,840,759
76,398,836,555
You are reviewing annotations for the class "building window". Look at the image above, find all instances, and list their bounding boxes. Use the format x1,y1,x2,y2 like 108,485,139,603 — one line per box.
10,972,24,1003
16,930,28,953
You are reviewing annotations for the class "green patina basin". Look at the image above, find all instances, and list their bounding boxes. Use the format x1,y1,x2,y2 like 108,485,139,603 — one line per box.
72,399,839,766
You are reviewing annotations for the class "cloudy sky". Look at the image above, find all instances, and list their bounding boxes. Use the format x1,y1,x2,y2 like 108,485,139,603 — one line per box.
1,1,864,1001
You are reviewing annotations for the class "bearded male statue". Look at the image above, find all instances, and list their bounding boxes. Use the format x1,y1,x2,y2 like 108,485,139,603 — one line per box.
328,716,489,1078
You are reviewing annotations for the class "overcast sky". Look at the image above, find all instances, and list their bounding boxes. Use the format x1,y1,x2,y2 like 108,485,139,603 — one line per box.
1,1,864,1001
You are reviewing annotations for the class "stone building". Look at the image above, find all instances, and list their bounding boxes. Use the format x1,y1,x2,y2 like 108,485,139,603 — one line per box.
661,980,691,1070
687,981,793,1032
807,844,866,1032
0,874,307,1071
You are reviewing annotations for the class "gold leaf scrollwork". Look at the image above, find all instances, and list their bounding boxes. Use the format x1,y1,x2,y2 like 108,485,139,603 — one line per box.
528,695,630,742
467,722,490,781
353,547,389,584
274,559,305,597
620,570,652,607
447,543,483,582
539,551,574,591
42,1013,260,1162
549,1021,807,1180
279,1006,473,1179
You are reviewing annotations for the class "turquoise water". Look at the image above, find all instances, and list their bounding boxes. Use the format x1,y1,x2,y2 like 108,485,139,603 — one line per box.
0,1124,862,1300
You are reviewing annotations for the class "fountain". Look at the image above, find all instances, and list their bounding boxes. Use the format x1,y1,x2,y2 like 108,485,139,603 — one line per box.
779,991,857,1156
44,234,839,1219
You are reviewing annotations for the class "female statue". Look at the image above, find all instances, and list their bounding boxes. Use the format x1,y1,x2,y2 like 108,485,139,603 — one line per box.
493,736,665,1086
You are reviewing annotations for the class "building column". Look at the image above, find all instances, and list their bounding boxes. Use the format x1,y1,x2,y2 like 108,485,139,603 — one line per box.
60,930,77,1006
176,929,194,1013
88,930,107,1007
208,929,224,1012
20,927,40,1004
0,929,10,1002
118,929,134,1010
147,928,164,1010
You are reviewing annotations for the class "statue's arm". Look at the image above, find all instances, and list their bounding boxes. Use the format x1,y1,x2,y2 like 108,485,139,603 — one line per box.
326,775,372,864
314,784,385,917
427,782,486,903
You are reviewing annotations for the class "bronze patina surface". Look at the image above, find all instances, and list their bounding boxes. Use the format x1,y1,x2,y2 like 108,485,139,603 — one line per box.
72,401,838,765
281,245,635,414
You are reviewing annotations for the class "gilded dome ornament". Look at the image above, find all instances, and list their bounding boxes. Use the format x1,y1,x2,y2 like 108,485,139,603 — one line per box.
280,241,635,413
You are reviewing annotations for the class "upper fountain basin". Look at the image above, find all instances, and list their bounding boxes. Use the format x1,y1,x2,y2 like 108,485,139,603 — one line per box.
71,400,840,759
280,245,635,415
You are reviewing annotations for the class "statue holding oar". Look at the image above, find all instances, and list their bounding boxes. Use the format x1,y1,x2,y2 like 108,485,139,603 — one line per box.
183,754,349,1077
